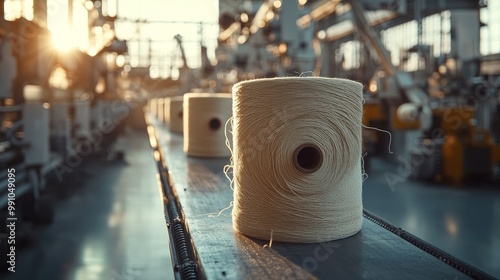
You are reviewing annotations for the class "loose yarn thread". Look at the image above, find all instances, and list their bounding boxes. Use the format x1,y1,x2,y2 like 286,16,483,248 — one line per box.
230,77,364,243
184,93,233,157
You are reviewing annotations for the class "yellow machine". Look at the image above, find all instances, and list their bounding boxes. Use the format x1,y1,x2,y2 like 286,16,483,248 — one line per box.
362,100,386,148
362,100,419,156
362,101,500,185
433,107,500,185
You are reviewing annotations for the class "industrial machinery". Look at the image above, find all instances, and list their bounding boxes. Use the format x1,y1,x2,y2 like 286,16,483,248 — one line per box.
1,14,61,225
213,0,500,185
216,0,317,84
410,106,500,184
293,0,500,185
0,0,131,239
174,34,199,94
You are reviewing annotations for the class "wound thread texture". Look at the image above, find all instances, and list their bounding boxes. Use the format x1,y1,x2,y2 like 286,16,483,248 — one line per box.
231,77,363,243
184,93,232,157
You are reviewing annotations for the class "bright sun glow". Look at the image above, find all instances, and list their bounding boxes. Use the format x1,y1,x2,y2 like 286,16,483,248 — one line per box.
51,29,78,52
47,0,89,53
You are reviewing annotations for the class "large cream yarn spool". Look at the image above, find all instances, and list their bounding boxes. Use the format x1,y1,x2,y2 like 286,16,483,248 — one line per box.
165,96,183,133
231,77,363,243
184,93,232,157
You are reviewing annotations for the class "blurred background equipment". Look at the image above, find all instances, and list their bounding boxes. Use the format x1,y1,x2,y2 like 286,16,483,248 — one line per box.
0,0,133,226
213,0,500,184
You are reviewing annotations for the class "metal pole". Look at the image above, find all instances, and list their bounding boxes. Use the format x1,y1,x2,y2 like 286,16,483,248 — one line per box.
345,0,395,76
68,0,73,30
415,0,423,46
148,38,152,66
0,0,5,26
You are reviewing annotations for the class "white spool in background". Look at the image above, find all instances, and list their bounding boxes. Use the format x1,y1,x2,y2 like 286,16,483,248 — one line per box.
396,103,420,123
396,102,433,130
231,77,363,243
23,102,50,166
23,85,49,165
184,93,232,157
52,88,68,100
50,101,70,137
91,101,101,130
164,96,183,133
23,85,45,101
157,98,165,123
74,93,91,139
96,100,109,130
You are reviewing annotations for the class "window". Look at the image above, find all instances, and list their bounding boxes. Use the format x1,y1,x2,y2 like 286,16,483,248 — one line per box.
4,0,33,21
381,11,451,71
480,0,500,55
338,40,361,70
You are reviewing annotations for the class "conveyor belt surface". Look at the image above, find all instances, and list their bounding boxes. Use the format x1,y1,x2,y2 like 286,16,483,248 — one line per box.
149,118,482,280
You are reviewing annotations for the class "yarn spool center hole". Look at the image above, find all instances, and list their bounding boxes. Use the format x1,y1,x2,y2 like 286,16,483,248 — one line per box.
209,118,221,131
293,144,323,173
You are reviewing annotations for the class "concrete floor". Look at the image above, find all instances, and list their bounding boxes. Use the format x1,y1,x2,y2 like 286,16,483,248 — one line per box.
3,129,174,280
363,159,500,279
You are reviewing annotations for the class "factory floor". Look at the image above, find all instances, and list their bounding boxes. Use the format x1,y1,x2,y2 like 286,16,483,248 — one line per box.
3,128,174,280
363,159,500,278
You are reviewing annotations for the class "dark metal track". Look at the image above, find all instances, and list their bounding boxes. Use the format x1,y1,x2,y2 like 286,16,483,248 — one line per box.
148,125,204,280
363,210,495,280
